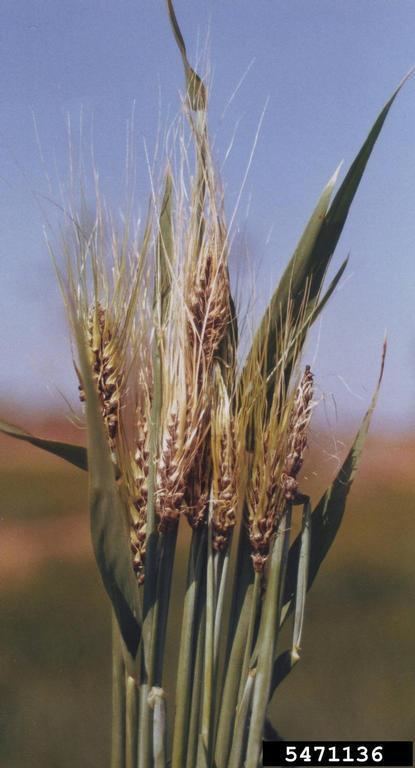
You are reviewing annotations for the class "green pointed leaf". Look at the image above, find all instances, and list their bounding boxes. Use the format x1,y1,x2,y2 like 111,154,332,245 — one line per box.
276,256,349,393
166,0,207,111
155,168,174,324
240,165,339,396
304,256,349,331
75,321,141,660
282,342,386,615
306,72,412,300
0,418,88,471
241,72,410,401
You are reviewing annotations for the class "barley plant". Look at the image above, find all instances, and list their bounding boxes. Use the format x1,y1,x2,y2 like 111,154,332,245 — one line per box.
1,3,410,767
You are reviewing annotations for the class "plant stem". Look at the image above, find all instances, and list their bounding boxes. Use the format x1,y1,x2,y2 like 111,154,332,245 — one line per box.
214,521,253,767
269,498,312,698
111,613,126,768
186,598,206,768
152,688,167,768
245,507,292,768
213,545,231,667
237,570,261,706
144,528,177,768
138,683,151,768
139,329,163,768
153,526,179,685
227,671,255,768
291,499,311,653
197,506,214,766
171,526,206,768
126,676,138,768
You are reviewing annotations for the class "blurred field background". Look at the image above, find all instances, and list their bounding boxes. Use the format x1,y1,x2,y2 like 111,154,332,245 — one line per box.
0,413,413,768
2,3,415,767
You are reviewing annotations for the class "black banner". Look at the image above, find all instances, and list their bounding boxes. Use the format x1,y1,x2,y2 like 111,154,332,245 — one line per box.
263,741,413,767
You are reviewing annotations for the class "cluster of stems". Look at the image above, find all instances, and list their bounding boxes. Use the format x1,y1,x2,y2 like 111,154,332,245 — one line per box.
69,72,315,765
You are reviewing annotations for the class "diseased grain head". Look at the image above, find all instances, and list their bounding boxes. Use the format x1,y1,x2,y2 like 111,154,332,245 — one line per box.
77,302,124,453
246,363,314,573
243,289,316,572
281,364,314,502
144,139,236,536
246,422,289,573
156,403,185,532
129,401,151,584
186,230,232,374
211,366,238,551
55,184,150,465
183,438,211,530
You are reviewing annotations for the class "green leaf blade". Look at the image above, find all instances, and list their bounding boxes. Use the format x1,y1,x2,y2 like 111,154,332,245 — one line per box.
273,164,341,312
241,72,410,401
282,342,386,614
308,74,412,300
240,165,339,395
156,168,174,324
0,418,88,471
166,0,207,111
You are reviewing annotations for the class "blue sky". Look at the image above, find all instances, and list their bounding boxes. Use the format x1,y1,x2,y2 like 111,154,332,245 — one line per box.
1,0,415,432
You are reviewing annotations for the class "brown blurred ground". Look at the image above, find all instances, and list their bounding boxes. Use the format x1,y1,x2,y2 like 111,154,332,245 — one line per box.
0,415,414,766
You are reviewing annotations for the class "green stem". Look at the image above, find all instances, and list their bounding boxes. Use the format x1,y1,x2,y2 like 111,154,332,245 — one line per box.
245,507,292,768
111,613,126,768
152,688,167,768
211,543,233,756
139,331,163,768
126,676,138,768
237,570,261,706
224,515,253,663
153,526,179,685
171,526,206,768
186,598,206,768
291,499,311,653
269,498,312,698
227,672,255,768
143,327,163,634
197,507,214,766
138,683,151,768
213,546,231,667
214,522,253,768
